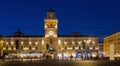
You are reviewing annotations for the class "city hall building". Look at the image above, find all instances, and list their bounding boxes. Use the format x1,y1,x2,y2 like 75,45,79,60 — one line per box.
0,8,99,60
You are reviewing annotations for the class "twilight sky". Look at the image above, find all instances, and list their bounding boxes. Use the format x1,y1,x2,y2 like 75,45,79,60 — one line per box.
0,0,120,41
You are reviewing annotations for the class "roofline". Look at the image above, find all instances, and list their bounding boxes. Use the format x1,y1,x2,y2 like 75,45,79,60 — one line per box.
104,32,120,39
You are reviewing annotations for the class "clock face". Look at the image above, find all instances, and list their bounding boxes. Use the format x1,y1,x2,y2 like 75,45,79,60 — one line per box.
49,31,54,36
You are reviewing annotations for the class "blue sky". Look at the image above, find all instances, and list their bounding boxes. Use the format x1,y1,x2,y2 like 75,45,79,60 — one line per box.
0,0,120,41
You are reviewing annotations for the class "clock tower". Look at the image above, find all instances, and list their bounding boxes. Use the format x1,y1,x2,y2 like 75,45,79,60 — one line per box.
44,8,58,38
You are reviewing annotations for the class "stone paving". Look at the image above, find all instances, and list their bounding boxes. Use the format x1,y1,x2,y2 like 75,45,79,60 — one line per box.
0,60,120,66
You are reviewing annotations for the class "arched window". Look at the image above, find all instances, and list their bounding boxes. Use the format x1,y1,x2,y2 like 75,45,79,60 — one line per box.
11,46,14,50
6,46,8,50
72,45,75,50
87,46,89,50
93,46,95,49
21,46,23,50
65,46,67,50
29,46,32,50
82,41,86,49
50,39,52,44
15,40,19,49
78,46,81,50
35,46,38,50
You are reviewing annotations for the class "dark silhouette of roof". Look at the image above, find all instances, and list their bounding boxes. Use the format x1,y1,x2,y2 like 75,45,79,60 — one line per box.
58,35,97,37
0,34,2,38
58,32,97,37
3,31,97,38
12,28,24,37
4,34,44,37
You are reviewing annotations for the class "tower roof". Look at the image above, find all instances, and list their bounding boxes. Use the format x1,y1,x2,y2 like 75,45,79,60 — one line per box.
47,8,55,12
46,8,56,19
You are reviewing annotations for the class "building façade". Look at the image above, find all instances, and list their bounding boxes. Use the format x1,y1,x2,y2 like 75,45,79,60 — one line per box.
104,32,120,60
0,8,99,60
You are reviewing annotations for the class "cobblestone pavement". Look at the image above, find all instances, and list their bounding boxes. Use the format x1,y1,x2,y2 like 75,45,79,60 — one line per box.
0,60,120,66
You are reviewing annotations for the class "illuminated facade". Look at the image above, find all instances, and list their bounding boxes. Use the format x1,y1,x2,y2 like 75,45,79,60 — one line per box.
104,32,120,59
1,8,99,60
0,36,3,57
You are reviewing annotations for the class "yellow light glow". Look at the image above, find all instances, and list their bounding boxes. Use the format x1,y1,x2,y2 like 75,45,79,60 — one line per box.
32,47,35,50
58,54,62,57
64,54,68,57
93,41,95,44
42,40,44,45
68,48,72,50
29,41,32,45
64,41,67,45
20,54,23,58
3,47,6,50
95,47,98,50
92,55,96,57
24,47,29,50
81,47,83,49
90,47,93,50
8,47,11,50
35,42,38,45
117,55,120,57
14,48,16,50
1,40,4,43
72,53,76,57
6,42,8,44
86,41,89,44
21,42,24,44
11,41,14,45
78,41,81,44
72,41,75,44
84,40,86,42
75,47,78,50
88,39,91,42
